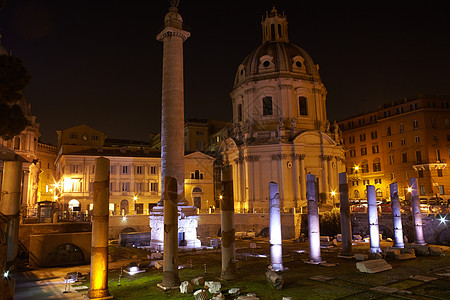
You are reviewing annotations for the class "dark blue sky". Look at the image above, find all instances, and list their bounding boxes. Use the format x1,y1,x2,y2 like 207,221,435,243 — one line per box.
1,0,449,145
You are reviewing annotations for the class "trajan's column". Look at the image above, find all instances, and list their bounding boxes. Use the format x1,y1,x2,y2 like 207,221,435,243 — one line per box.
156,0,190,289
157,0,189,205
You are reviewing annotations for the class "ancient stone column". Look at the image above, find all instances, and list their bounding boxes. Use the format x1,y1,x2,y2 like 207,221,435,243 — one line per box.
320,155,329,202
299,155,306,201
220,165,236,280
88,157,112,299
157,4,190,205
327,156,334,194
410,178,426,245
0,161,23,266
306,174,321,263
0,160,22,300
159,176,180,289
339,172,353,256
269,182,284,271
389,183,404,248
367,185,381,253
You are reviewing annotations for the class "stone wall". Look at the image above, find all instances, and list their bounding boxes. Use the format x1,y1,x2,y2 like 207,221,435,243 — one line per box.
109,214,150,239
197,213,301,239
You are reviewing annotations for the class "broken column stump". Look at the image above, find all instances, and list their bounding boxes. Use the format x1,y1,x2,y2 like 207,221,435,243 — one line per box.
356,259,393,273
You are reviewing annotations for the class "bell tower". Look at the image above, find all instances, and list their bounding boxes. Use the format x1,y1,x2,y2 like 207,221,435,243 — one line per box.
261,7,289,43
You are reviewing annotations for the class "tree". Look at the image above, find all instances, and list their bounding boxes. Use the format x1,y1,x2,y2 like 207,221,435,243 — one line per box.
0,55,31,140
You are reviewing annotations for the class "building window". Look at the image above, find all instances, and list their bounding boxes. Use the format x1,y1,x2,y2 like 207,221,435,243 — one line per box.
359,118,365,126
92,135,99,141
387,126,391,136
72,165,79,173
70,132,78,139
196,131,204,136
401,138,406,146
418,169,424,178
415,136,420,143
371,131,377,139
352,181,359,186
360,134,366,142
349,136,355,144
375,178,382,184
91,165,95,174
370,115,377,123
445,119,450,129
373,162,381,172
431,118,437,129
389,155,394,165
391,173,395,180
361,147,367,156
447,135,450,142
402,153,407,163
263,96,273,116
349,149,356,157
238,103,242,122
436,149,441,162
376,189,383,198
121,166,128,174
136,182,142,192
413,120,419,130
439,185,445,195
122,182,129,192
136,166,143,174
150,166,157,174
388,141,393,148
348,121,354,129
363,180,370,185
150,182,158,192
397,106,403,114
410,103,417,111
416,151,422,163
384,111,391,118
361,164,369,173
437,169,443,177
419,186,425,196
399,123,404,133
299,96,308,116
372,145,379,154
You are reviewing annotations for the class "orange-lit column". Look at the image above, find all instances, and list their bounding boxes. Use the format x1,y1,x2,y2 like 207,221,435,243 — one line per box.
88,157,111,299
0,160,22,300
339,173,352,256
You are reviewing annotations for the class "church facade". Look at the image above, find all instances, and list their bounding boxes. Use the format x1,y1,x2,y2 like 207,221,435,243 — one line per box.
221,8,345,213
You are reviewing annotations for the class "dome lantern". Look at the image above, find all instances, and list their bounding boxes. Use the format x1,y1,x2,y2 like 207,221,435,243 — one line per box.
261,7,289,43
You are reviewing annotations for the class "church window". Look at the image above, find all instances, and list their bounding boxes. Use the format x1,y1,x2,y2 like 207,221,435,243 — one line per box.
262,96,273,116
278,24,282,37
296,61,302,68
238,104,242,122
299,96,308,116
271,24,275,40
263,60,270,67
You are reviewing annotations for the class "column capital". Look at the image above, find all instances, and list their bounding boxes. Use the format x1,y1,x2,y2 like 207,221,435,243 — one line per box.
271,154,288,161
299,154,306,160
157,27,190,42
244,155,260,162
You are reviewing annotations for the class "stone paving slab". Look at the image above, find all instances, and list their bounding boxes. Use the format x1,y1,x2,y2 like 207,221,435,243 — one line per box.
309,275,335,281
369,286,399,294
410,275,438,282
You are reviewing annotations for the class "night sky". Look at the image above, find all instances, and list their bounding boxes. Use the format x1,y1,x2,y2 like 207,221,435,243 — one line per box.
1,1,449,145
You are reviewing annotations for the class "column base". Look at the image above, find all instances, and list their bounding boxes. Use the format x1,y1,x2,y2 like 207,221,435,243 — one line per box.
85,289,113,299
159,271,180,290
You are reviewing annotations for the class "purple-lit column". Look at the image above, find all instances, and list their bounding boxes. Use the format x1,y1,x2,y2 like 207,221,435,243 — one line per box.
306,174,322,263
367,185,381,253
269,182,284,271
410,178,426,245
88,157,112,299
221,165,236,280
389,183,404,248
339,173,353,256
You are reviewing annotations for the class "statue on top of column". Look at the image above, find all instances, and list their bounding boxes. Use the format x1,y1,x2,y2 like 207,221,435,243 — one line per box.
170,0,180,8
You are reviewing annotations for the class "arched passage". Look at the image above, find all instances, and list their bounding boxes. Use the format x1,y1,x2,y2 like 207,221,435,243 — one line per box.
44,243,85,266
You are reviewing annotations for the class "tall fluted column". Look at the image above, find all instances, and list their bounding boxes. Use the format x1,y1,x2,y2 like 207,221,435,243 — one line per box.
389,183,404,248
221,166,236,280
291,154,300,207
367,185,381,253
157,4,190,205
88,157,112,299
410,178,426,245
269,182,284,271
320,155,329,202
327,156,334,194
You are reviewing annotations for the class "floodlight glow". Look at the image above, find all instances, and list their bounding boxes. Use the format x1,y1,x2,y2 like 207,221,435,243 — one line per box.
331,190,336,196
407,187,412,193
54,195,58,200
219,195,223,200
133,196,137,201
354,165,359,171
122,215,127,221
438,214,448,225
4,271,9,278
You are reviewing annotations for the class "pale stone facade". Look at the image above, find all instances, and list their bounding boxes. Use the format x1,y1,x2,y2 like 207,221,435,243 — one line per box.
221,8,345,212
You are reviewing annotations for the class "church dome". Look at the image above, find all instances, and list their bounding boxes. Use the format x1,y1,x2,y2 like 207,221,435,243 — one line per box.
234,7,321,87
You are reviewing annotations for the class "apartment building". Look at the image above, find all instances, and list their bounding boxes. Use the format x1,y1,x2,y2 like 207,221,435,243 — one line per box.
338,95,450,201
